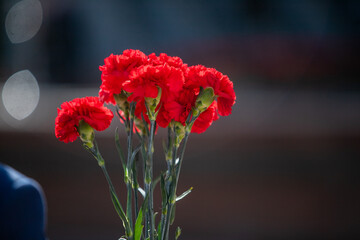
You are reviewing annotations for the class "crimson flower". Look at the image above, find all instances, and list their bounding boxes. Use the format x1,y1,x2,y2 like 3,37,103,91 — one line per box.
157,87,218,133
185,65,236,116
157,88,195,128
55,97,113,143
99,49,148,104
124,64,184,103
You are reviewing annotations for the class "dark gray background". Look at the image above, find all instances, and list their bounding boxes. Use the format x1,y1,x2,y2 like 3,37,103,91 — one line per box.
1,0,359,239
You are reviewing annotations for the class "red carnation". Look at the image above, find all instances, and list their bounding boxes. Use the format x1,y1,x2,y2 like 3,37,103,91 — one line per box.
157,87,218,133
124,64,184,129
157,88,195,128
99,49,148,104
124,64,184,103
55,97,113,143
185,65,236,116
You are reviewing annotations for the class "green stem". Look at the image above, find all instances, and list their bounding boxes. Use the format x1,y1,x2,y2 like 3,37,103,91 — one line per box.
162,203,172,240
133,154,139,218
161,129,179,240
162,116,194,239
175,131,190,189
161,128,191,240
126,103,136,230
139,134,149,239
145,120,156,240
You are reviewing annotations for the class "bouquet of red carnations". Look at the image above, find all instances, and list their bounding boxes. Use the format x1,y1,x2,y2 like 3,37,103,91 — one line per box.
55,49,236,240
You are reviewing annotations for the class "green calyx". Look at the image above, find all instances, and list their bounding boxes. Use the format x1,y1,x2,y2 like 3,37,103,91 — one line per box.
78,120,94,149
145,87,162,121
114,92,130,117
172,121,186,147
193,87,215,116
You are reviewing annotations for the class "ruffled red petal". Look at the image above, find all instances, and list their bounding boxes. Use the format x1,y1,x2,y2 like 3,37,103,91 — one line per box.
191,102,217,134
126,64,184,104
149,53,188,72
99,49,148,104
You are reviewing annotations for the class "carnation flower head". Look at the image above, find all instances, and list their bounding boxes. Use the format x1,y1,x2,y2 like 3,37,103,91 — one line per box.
185,65,236,116
55,97,113,143
99,49,148,104
157,88,195,128
124,64,184,103
157,87,218,133
157,64,235,133
121,63,185,131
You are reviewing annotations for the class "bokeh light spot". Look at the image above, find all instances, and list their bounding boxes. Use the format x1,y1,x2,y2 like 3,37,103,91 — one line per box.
5,0,43,44
2,70,40,120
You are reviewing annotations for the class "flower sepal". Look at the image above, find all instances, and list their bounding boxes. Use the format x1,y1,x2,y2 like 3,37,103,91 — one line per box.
170,121,185,147
145,87,162,121
114,92,130,117
78,120,95,149
193,87,215,116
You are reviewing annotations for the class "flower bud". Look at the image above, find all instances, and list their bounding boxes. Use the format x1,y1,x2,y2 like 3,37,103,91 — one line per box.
193,87,215,116
145,87,162,121
78,120,94,148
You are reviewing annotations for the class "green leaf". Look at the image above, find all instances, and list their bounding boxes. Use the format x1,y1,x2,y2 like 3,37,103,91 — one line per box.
153,212,158,221
141,193,149,219
160,174,168,213
139,194,149,239
134,207,144,240
130,145,141,168
110,187,132,237
133,194,149,239
157,219,162,240
175,226,181,240
176,187,193,202
115,127,126,171
110,188,125,218
170,203,176,225
153,212,158,239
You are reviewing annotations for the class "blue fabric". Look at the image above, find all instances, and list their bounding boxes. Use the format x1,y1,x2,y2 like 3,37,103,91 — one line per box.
0,164,47,240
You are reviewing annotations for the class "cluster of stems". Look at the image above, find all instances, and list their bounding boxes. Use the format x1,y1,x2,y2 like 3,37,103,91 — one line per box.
82,99,200,240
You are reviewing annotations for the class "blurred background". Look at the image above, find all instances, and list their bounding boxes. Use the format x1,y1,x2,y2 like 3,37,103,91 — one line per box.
1,0,360,239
